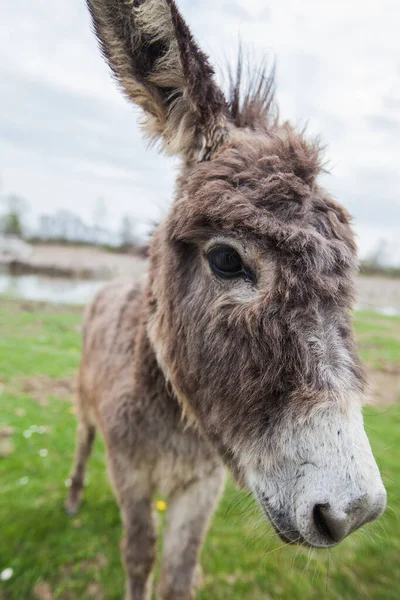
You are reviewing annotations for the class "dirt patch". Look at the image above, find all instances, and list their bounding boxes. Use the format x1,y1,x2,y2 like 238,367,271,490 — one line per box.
13,375,76,406
86,583,105,600
0,426,14,436
3,243,147,280
0,426,15,458
60,554,108,579
0,296,83,316
376,362,400,375
357,276,400,312
367,367,400,406
33,582,54,600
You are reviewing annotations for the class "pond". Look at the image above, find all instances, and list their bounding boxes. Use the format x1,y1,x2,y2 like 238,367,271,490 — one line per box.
0,273,400,316
0,273,107,305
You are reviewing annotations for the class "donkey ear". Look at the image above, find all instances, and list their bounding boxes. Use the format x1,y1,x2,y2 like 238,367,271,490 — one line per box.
87,0,227,160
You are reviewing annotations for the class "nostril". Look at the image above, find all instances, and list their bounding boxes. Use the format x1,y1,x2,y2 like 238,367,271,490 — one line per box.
312,503,350,544
313,503,337,544
309,493,386,547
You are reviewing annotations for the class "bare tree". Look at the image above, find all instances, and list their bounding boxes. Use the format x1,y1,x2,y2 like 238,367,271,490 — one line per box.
0,193,29,238
120,214,137,249
365,239,390,268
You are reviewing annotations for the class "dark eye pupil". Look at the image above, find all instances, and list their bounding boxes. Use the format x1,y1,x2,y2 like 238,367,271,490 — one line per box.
208,246,243,277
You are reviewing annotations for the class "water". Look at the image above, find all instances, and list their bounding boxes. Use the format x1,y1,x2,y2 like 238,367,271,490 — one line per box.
1,273,399,315
374,306,400,317
0,273,106,305
354,302,400,317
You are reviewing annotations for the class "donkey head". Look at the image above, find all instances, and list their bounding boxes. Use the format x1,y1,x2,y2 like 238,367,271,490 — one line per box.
88,0,386,547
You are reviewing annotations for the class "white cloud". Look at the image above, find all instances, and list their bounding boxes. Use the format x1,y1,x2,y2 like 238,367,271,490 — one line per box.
1,0,399,259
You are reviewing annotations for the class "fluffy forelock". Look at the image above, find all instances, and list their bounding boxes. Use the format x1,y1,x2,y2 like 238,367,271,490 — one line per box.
168,125,357,306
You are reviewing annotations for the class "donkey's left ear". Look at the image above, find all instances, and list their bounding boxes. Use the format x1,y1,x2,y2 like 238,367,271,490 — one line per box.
87,0,227,161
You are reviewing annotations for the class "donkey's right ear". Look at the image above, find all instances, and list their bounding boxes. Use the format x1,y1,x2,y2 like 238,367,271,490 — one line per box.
87,0,228,161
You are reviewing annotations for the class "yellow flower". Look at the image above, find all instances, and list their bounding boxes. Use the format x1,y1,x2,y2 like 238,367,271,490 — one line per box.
156,500,167,512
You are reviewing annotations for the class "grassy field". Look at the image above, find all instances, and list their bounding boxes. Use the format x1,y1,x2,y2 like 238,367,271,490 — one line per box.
0,298,399,600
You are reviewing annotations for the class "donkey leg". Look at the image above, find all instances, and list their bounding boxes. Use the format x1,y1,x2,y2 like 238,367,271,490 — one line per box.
65,418,96,515
158,466,226,600
107,455,157,600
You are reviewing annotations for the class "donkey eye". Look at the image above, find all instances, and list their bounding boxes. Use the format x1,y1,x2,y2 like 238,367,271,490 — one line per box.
208,246,246,279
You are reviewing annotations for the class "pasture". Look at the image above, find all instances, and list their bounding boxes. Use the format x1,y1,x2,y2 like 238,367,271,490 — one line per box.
0,297,399,600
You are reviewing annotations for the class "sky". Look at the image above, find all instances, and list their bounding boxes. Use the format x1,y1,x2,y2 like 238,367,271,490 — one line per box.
1,0,399,261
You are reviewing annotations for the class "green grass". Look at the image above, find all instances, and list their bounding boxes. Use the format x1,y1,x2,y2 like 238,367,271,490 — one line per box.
0,299,399,599
354,311,400,368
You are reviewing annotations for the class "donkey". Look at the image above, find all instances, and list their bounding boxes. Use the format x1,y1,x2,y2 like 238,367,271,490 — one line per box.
66,1,387,599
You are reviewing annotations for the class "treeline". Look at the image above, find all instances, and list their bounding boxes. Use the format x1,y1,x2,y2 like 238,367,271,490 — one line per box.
0,180,398,270
0,183,148,256
359,262,400,278
359,239,400,278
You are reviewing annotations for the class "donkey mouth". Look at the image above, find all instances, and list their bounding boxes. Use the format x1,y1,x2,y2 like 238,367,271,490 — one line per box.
256,490,330,548
255,491,305,546
259,502,307,547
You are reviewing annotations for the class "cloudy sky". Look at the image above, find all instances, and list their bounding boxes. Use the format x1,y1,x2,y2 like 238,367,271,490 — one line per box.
1,0,399,260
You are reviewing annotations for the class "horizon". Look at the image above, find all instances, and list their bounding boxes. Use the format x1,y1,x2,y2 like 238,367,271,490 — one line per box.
1,0,399,263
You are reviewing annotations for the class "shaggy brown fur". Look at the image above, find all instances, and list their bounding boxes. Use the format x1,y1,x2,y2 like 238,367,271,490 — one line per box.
87,0,227,159
66,2,385,599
